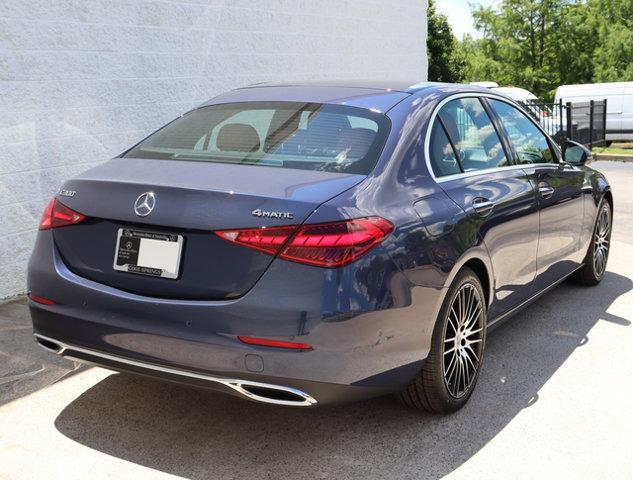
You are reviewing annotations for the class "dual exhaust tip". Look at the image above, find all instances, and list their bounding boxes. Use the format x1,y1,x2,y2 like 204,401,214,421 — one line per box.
34,334,317,407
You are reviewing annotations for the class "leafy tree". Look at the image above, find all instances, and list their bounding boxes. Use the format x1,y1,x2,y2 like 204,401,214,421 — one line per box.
554,1,595,86
427,0,465,83
590,0,633,82
461,0,567,99
457,34,504,82
456,0,633,100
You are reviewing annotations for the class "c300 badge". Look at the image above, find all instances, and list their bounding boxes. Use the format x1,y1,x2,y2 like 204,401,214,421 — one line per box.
59,189,76,197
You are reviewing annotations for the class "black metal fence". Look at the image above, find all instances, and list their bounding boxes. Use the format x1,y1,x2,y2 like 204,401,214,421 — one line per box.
519,99,608,148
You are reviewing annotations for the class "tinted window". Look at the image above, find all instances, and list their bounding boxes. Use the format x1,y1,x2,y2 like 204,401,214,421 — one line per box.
490,99,554,164
124,102,389,175
429,121,461,177
438,97,509,172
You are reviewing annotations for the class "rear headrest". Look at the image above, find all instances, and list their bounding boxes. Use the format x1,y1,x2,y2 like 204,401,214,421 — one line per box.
217,123,261,152
336,127,376,157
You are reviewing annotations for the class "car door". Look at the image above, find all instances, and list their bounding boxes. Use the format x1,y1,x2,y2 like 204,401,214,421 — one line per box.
488,98,585,292
429,96,540,320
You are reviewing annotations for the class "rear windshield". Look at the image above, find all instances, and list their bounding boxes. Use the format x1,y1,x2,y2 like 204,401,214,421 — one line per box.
123,102,390,175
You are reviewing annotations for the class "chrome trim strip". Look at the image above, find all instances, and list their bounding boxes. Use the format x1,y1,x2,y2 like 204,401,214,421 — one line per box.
424,92,560,184
431,163,556,183
33,334,317,407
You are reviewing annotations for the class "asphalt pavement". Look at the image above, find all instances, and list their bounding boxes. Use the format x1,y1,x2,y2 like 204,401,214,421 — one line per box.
0,161,632,480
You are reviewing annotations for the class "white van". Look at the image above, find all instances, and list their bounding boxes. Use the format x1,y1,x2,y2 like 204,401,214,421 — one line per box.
555,82,633,141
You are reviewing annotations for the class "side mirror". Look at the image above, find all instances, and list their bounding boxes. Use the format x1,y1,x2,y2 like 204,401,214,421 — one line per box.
563,140,593,166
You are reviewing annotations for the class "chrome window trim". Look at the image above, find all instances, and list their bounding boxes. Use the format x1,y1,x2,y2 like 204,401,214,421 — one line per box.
432,162,557,183
424,92,559,184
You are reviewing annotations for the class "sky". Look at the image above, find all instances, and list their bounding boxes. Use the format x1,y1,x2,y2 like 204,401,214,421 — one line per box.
435,0,499,39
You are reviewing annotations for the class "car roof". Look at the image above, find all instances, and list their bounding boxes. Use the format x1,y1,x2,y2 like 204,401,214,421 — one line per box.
198,81,493,113
238,80,435,93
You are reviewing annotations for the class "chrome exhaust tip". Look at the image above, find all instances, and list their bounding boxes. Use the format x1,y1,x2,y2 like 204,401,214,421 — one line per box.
32,333,317,407
34,334,65,354
228,381,317,407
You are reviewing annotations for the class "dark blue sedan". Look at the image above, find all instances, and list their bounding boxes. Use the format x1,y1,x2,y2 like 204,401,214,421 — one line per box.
28,81,612,413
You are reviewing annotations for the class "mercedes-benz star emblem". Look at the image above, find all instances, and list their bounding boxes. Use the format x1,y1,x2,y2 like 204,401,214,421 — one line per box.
134,192,156,217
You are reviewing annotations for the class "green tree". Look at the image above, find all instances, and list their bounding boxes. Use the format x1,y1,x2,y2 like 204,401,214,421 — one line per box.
427,0,465,82
554,1,595,86
457,34,504,82
463,0,568,99
590,0,633,82
457,0,633,99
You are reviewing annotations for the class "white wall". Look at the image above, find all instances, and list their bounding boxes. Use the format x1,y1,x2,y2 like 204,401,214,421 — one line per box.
0,0,428,298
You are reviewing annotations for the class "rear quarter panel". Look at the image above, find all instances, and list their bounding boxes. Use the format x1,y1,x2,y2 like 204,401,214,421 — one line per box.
313,90,495,330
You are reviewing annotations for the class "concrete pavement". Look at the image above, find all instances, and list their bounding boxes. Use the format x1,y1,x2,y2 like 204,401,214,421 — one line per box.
1,161,632,480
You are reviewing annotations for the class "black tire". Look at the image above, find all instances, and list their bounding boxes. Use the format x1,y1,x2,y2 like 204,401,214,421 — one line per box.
397,267,487,413
573,198,612,286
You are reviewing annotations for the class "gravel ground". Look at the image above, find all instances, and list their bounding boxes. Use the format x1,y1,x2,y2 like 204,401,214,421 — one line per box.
0,161,632,480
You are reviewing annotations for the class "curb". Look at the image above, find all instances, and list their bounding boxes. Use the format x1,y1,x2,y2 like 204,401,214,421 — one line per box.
594,153,633,162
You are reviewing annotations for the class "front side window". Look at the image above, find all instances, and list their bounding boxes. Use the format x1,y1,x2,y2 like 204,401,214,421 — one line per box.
433,97,509,175
124,102,390,175
489,99,555,164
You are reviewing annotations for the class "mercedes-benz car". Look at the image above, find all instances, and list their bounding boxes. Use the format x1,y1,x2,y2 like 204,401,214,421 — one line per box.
28,81,612,413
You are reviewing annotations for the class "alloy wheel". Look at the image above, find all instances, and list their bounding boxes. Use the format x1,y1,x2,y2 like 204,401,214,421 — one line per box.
593,205,611,278
442,283,485,398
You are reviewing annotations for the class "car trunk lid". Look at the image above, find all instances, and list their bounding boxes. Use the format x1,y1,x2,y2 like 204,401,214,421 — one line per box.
52,158,364,300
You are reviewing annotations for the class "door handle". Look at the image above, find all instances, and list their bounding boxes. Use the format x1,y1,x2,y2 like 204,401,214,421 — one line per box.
538,182,554,199
472,197,494,217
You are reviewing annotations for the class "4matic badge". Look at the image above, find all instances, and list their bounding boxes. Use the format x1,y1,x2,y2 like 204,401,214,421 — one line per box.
251,209,294,219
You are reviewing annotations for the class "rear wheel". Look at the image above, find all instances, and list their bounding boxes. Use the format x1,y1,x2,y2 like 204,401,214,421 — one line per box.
397,268,486,413
574,199,612,286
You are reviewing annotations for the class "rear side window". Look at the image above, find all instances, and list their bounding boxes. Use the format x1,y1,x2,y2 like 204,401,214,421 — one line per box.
124,102,390,175
429,97,510,178
429,121,461,177
489,99,555,164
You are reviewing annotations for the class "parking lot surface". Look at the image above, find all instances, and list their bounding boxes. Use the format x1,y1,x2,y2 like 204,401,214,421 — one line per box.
1,161,632,480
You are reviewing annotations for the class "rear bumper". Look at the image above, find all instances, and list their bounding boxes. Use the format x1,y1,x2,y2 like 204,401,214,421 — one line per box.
28,231,443,406
34,332,318,406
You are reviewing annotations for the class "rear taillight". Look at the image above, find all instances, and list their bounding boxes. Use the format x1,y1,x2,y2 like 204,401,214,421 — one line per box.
216,217,393,268
39,198,86,230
